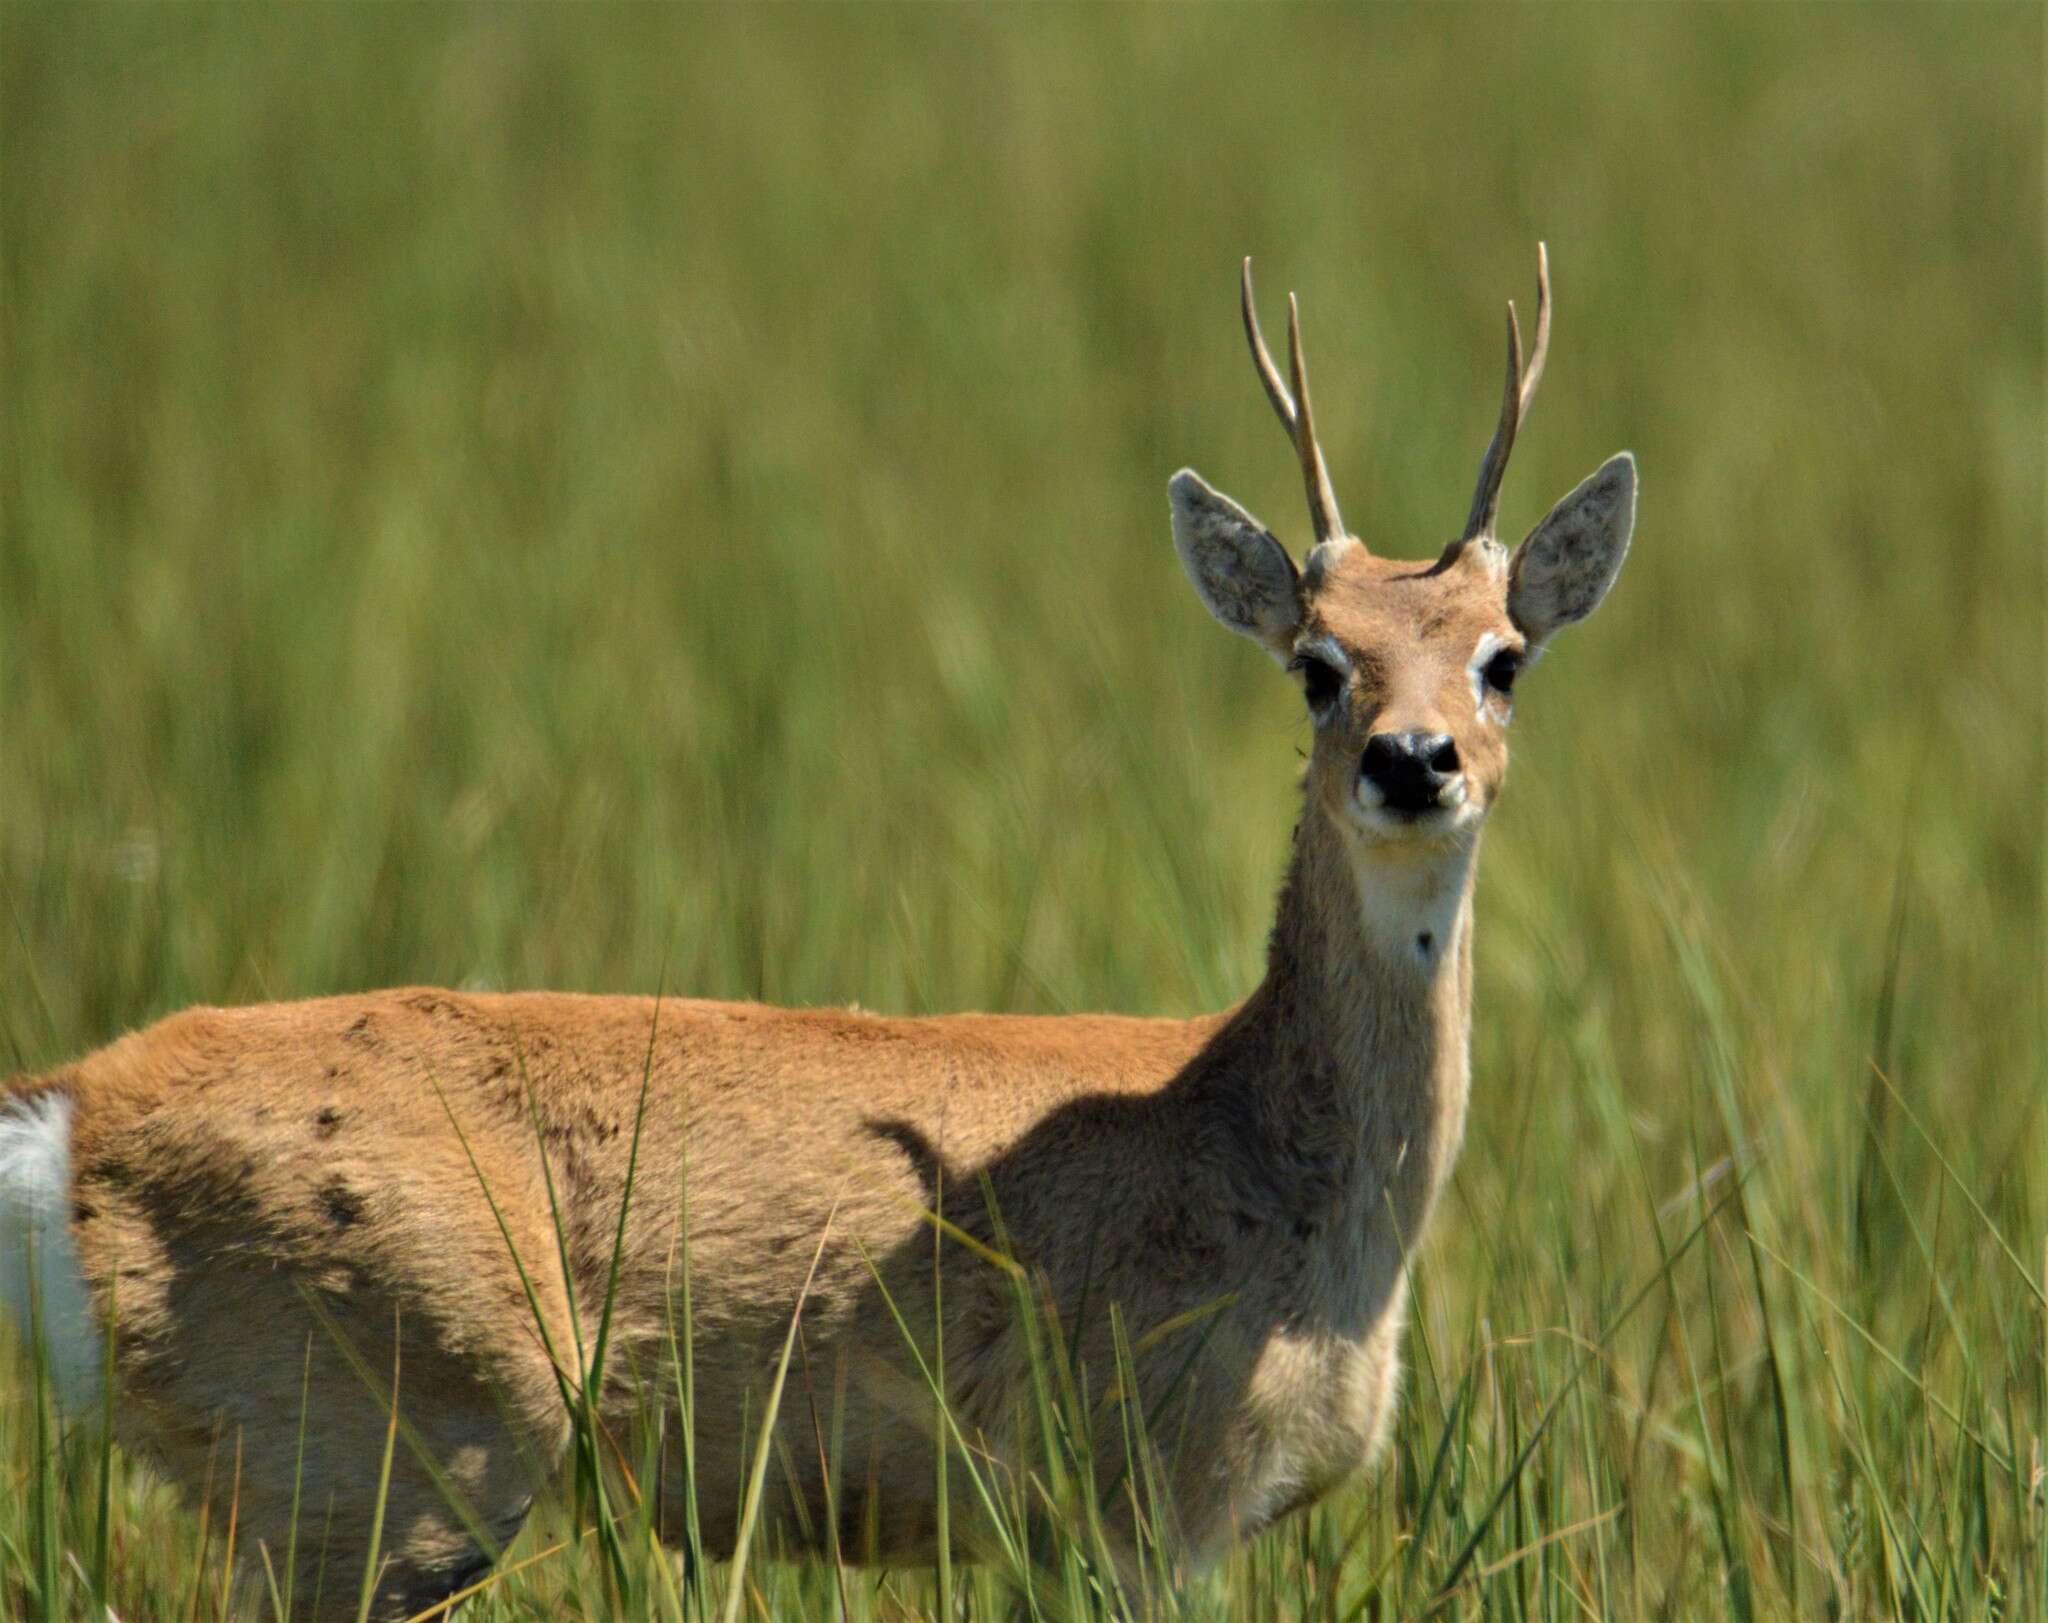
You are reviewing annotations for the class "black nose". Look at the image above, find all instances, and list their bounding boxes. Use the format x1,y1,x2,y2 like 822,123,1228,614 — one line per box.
1360,731,1461,813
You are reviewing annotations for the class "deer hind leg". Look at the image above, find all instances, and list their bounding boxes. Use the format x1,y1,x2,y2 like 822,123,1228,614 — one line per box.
110,1281,567,1622
83,1180,577,1623
116,1292,567,1621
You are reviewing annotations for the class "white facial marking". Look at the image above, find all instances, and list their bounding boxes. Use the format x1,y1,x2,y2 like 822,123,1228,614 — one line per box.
1468,632,1513,723
1291,634,1351,674
1349,773,1482,843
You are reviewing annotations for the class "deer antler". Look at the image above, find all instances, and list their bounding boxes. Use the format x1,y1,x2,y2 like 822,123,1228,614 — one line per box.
1460,243,1552,544
1241,259,1348,548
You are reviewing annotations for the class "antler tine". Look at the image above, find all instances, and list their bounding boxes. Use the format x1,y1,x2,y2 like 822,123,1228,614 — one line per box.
1240,258,1298,432
1522,240,1552,413
1238,259,1348,547
1286,293,1347,546
1461,243,1552,543
1462,303,1524,542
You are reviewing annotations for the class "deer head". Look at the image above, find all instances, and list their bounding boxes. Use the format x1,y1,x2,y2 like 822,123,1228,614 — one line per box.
1171,248,1636,855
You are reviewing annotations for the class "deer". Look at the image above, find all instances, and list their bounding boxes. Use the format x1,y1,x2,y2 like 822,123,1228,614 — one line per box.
0,248,1635,1619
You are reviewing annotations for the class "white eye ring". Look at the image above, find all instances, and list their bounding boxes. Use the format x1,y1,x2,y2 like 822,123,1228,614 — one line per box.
1468,633,1520,720
1287,636,1352,721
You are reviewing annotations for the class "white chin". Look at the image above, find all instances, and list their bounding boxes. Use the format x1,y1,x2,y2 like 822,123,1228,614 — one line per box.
1349,794,1481,844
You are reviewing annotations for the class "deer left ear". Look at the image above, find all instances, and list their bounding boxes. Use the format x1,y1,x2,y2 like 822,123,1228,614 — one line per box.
1508,452,1636,644
1169,469,1303,659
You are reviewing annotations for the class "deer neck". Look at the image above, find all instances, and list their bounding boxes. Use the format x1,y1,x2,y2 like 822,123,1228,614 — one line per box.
1235,809,1478,1240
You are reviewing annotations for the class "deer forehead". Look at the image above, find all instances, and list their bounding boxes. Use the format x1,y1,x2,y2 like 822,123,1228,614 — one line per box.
1299,547,1514,674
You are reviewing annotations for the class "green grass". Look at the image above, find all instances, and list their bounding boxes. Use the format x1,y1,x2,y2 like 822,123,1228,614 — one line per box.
2,4,2042,1618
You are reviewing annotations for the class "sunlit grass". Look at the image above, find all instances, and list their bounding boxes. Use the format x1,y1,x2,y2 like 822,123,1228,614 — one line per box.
2,4,2042,1618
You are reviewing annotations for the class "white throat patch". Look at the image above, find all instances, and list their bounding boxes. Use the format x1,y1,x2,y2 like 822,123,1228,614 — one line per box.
1342,837,1476,972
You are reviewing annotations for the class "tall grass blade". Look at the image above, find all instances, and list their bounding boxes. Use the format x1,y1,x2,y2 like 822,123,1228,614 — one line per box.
1431,1179,1742,1603
352,1330,403,1623
723,1199,839,1623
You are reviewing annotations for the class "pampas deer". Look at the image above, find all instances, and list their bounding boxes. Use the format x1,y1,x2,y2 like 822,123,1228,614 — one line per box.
1,249,1635,1618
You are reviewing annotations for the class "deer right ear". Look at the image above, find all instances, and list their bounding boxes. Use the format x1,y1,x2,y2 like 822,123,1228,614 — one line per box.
1507,453,1637,646
1170,470,1302,659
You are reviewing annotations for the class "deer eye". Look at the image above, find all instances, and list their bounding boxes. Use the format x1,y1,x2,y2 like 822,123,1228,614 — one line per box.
1482,648,1523,694
1289,653,1345,714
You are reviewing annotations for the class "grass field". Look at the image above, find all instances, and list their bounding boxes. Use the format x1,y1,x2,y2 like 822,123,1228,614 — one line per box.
3,6,2043,1618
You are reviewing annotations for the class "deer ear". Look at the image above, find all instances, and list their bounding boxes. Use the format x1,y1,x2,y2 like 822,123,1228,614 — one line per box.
1508,452,1636,644
1169,470,1301,658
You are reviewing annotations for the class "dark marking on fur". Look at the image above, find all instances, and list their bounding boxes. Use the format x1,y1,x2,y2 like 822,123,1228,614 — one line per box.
402,991,465,1021
1416,932,1433,955
825,1014,908,1046
320,1179,364,1231
314,1107,344,1138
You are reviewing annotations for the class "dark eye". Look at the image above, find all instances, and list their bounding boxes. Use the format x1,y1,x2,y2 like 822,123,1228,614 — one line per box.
1483,648,1523,695
1290,654,1344,713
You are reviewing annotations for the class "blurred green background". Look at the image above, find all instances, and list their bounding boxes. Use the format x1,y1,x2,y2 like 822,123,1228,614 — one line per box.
2,6,2041,1617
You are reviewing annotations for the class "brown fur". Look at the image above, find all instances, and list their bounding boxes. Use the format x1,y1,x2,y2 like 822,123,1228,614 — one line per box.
33,547,1492,1613
9,274,1634,1618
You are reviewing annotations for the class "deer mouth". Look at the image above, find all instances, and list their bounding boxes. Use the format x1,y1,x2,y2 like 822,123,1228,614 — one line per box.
1350,778,1478,843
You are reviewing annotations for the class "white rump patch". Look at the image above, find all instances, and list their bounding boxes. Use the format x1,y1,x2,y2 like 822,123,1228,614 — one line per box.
0,1092,104,1412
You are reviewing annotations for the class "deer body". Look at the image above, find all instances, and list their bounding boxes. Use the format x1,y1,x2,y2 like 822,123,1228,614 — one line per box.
1,252,1634,1618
